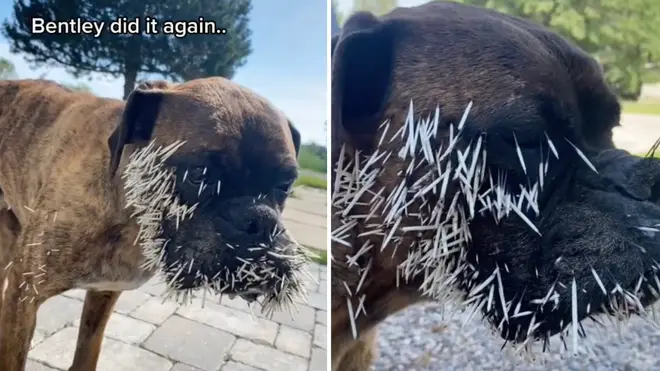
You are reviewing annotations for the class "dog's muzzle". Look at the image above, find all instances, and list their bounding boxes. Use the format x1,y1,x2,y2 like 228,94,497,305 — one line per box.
159,197,301,300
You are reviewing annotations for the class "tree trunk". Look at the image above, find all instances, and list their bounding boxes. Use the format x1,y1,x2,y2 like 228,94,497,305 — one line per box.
123,67,138,100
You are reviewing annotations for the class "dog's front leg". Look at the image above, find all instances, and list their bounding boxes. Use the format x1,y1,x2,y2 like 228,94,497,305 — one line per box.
0,262,41,371
68,290,120,371
332,328,378,371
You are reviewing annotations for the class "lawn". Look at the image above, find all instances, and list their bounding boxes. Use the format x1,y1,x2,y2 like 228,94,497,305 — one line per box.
306,247,328,265
639,151,660,159
294,174,327,190
295,143,327,190
297,145,327,174
621,100,660,116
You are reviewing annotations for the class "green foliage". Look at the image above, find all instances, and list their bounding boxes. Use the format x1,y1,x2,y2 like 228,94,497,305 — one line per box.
294,174,327,190
353,0,399,16
333,1,344,30
335,0,399,26
307,247,328,265
298,143,327,174
643,150,660,159
451,0,660,100
340,0,660,99
0,57,17,79
3,0,252,98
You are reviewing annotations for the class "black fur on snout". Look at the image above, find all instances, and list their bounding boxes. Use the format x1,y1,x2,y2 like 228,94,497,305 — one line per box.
463,146,660,347
159,197,299,295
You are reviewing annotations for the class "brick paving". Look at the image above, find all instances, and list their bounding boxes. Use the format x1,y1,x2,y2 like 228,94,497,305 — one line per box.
26,187,328,371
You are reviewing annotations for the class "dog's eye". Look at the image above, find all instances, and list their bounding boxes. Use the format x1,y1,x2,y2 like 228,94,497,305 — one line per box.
185,166,208,185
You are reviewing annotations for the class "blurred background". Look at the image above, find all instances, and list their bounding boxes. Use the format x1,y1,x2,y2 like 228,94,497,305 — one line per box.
333,0,660,104
332,1,660,370
332,0,660,156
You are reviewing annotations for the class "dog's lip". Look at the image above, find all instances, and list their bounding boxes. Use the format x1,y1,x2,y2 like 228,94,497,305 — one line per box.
239,292,261,303
226,287,264,303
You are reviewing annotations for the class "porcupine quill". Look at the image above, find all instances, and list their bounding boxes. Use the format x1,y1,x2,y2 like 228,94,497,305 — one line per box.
332,100,656,360
122,140,312,315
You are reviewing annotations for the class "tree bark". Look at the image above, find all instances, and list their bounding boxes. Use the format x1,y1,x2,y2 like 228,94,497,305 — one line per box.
123,67,138,100
122,21,143,100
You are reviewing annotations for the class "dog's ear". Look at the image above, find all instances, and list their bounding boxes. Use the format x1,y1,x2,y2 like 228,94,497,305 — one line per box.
287,120,301,157
108,87,165,178
331,11,395,151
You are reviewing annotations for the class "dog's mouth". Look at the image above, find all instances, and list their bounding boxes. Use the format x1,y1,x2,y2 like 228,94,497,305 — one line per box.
162,227,304,297
155,217,310,312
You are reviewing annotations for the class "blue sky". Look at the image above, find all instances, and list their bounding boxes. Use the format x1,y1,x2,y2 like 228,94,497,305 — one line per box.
0,0,328,145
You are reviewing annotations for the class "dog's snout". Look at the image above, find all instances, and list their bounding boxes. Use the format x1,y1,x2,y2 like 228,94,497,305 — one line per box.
650,174,660,203
640,159,660,203
234,204,278,238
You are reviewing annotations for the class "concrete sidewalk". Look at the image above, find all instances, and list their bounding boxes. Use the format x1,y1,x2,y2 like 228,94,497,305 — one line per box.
282,188,327,252
613,113,660,154
26,187,328,371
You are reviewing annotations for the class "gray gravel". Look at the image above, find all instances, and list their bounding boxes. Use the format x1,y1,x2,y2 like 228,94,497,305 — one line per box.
373,302,660,371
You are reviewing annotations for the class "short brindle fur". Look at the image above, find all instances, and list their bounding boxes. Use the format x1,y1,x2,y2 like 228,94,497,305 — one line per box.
0,77,306,370
331,2,660,370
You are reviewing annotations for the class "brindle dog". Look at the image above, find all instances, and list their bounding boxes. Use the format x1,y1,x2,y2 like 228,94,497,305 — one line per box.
0,77,302,370
331,2,660,370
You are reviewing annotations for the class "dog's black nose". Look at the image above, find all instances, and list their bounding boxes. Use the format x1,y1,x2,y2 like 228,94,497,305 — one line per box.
234,204,279,238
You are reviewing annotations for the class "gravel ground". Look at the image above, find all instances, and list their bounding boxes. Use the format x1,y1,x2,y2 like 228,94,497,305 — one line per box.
373,302,660,371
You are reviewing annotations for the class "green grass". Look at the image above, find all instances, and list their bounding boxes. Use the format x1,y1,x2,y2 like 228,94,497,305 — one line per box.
306,247,328,265
297,146,327,174
642,70,660,85
294,174,327,190
639,151,660,159
621,100,660,116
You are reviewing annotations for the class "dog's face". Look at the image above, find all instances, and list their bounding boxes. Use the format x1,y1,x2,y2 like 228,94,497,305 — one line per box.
108,77,305,310
332,2,660,350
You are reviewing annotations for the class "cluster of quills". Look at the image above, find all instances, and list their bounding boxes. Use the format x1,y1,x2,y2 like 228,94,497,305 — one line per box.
332,101,657,361
1,196,60,304
122,140,311,316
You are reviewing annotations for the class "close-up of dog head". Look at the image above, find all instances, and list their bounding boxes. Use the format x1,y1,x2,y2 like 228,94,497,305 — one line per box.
331,0,660,355
108,77,307,312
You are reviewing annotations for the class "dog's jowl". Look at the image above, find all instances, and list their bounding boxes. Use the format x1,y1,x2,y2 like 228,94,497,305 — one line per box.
331,2,660,370
0,77,308,370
